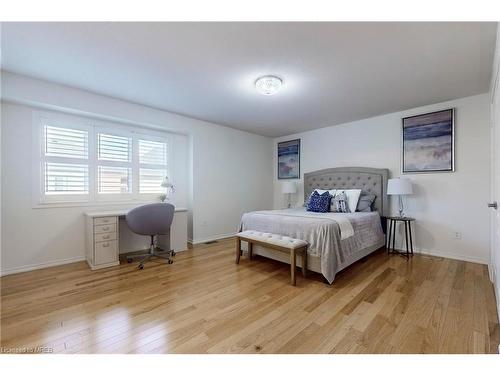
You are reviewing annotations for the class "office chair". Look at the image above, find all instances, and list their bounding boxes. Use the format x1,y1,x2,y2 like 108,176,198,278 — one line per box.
125,203,176,269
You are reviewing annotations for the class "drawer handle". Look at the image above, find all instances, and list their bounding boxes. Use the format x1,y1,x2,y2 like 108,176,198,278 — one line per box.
102,242,110,247
102,226,109,231
103,235,110,239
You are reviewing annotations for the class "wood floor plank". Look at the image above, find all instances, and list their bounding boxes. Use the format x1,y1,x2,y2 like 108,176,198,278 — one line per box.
1,238,499,354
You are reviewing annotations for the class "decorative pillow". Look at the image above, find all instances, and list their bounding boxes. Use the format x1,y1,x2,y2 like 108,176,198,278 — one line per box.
335,189,362,213
306,191,332,213
304,189,336,207
331,191,349,213
356,193,376,212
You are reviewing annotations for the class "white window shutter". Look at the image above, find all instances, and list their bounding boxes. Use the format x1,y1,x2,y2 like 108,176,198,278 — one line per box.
45,125,88,159
43,124,90,197
98,166,131,194
96,132,133,196
139,168,167,194
138,139,168,194
98,133,131,162
139,139,167,165
45,162,89,194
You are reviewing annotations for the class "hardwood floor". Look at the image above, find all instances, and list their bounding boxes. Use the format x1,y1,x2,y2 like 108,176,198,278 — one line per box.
1,238,499,354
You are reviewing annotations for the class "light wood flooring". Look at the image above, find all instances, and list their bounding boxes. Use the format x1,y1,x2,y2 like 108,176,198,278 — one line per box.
1,238,499,353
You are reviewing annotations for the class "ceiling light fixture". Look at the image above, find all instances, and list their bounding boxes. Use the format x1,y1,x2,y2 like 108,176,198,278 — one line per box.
255,75,283,95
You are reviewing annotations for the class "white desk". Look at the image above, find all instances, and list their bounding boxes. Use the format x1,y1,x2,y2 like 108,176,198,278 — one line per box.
85,207,188,270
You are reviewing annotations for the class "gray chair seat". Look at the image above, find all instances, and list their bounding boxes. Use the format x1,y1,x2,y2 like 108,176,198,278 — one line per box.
126,203,175,269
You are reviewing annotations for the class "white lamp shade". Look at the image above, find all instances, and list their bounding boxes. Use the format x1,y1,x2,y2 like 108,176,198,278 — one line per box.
282,181,297,194
387,178,413,195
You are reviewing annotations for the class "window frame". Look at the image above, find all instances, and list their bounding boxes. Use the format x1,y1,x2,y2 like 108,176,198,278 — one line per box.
94,126,134,202
33,111,172,208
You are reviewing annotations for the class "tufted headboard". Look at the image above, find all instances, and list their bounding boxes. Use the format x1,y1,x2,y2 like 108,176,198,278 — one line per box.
304,167,389,216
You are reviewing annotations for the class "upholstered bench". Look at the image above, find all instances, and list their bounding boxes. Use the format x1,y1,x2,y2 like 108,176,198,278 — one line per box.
235,230,308,285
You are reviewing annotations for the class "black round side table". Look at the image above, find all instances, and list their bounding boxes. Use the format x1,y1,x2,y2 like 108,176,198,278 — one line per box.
386,216,415,259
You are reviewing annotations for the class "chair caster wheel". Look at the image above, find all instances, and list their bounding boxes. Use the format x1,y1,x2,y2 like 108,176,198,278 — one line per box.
172,251,176,257
168,259,173,264
127,258,133,263
138,264,144,270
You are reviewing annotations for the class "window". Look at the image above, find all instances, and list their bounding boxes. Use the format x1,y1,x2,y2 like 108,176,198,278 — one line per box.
41,123,90,202
139,139,168,194
96,132,132,197
35,113,171,206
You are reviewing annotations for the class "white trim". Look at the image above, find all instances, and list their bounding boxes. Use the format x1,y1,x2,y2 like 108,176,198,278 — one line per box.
496,277,500,324
0,256,86,277
189,232,236,245
413,248,489,265
375,242,489,265
491,265,500,323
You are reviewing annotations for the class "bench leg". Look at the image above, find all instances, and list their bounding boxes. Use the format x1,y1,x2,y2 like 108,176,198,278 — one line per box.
301,247,307,278
235,237,241,264
290,248,296,286
249,242,253,260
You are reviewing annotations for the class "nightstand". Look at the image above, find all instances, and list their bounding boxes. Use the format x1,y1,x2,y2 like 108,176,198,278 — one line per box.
386,216,415,259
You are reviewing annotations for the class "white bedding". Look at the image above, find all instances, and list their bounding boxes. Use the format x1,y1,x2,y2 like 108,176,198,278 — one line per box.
248,209,354,240
240,207,384,283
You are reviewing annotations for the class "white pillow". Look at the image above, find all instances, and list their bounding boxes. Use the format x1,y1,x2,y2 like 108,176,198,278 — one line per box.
334,189,361,213
315,188,336,196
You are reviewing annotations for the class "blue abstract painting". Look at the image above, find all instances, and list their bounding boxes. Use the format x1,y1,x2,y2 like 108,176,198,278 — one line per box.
278,139,300,179
402,109,454,173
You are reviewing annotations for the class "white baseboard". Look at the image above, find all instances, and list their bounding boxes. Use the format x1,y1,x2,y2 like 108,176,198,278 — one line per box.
0,256,86,277
496,279,500,324
189,232,235,245
492,265,500,324
1,233,234,276
489,263,495,283
397,247,489,265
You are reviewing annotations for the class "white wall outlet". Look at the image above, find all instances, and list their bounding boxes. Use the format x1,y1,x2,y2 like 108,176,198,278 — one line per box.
453,231,462,240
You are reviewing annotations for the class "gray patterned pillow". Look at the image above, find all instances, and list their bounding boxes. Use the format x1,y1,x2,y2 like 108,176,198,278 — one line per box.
331,191,348,213
356,193,376,212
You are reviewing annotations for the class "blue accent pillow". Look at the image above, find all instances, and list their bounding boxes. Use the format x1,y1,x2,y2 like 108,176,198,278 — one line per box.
306,191,332,213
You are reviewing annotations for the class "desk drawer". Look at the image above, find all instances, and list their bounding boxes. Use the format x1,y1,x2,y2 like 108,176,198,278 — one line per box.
95,232,117,243
94,216,117,226
94,224,116,234
94,240,118,265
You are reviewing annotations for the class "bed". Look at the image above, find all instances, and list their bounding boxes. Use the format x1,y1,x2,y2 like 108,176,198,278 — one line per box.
240,167,389,283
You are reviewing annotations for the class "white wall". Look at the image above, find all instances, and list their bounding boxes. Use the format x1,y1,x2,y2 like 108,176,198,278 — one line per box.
1,72,273,274
273,94,491,264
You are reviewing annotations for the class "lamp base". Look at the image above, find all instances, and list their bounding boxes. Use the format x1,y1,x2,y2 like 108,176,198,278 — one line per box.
398,196,405,218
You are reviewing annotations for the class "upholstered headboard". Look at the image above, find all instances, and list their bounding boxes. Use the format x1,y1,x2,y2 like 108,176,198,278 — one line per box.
304,167,389,216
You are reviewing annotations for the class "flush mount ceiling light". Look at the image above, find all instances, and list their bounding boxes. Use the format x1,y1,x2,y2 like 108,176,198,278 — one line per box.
255,75,283,95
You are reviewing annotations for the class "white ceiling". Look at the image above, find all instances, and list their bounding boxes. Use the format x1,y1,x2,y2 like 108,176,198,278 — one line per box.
1,22,497,137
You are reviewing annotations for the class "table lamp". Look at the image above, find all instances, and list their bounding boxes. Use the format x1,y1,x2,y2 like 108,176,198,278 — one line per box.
387,178,413,217
282,181,297,208
160,176,175,202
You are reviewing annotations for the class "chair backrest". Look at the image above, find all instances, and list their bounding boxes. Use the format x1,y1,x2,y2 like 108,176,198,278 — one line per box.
126,203,175,236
